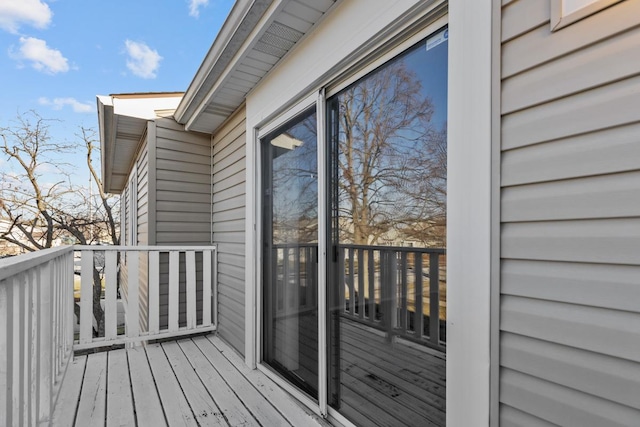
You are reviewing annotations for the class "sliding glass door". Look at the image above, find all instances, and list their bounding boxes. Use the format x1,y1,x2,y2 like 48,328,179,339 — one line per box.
262,107,319,399
327,28,448,426
260,26,448,426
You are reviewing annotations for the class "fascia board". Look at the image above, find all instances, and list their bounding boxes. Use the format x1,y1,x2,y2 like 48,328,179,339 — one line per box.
175,0,274,125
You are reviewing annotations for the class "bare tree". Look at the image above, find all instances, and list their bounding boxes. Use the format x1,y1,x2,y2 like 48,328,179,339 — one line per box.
334,59,445,247
0,111,119,336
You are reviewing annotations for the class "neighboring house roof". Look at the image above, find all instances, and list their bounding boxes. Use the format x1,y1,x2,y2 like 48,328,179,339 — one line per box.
174,0,338,134
97,92,183,193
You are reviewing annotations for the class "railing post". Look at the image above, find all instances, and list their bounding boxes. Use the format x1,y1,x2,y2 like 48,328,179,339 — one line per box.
202,250,212,327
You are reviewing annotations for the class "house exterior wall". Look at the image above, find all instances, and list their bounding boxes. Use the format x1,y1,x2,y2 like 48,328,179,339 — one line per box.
136,136,150,331
119,135,150,329
211,107,246,356
498,0,640,424
153,117,211,328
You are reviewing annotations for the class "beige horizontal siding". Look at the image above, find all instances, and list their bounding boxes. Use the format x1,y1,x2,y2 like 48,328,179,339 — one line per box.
152,118,211,328
499,0,640,424
212,108,246,356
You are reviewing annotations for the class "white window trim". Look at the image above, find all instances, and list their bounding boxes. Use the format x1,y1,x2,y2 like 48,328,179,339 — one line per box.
550,0,623,30
448,1,493,425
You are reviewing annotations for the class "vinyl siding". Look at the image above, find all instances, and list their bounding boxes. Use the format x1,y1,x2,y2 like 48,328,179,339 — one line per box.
153,118,211,328
136,138,149,331
498,1,640,425
211,108,246,355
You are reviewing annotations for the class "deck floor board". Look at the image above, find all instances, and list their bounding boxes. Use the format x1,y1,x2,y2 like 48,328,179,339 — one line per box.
127,347,166,427
75,352,107,427
53,335,328,427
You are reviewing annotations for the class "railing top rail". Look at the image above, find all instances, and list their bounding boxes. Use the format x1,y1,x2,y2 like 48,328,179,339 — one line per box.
271,242,445,254
73,245,218,252
0,245,73,281
338,244,446,254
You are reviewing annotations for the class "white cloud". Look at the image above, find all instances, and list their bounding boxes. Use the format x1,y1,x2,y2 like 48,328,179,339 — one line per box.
38,97,93,113
188,0,209,18
124,40,162,79
0,0,52,33
12,37,69,74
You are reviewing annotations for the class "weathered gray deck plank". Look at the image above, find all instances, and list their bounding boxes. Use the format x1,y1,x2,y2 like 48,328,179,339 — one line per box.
146,343,198,427
127,347,167,427
106,349,135,426
177,339,260,427
161,341,226,426
208,336,330,427
192,336,292,426
51,355,86,427
75,352,107,427
51,335,330,427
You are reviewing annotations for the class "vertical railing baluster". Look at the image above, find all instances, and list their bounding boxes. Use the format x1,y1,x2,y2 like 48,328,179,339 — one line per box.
39,261,51,424
149,251,160,333
0,278,9,427
15,275,24,426
415,253,424,340
186,251,196,329
368,249,375,321
25,269,34,427
79,251,93,344
390,251,398,336
400,252,408,334
357,248,364,319
347,248,354,316
127,251,140,341
429,253,440,346
168,251,179,332
338,247,345,312
105,251,117,340
305,247,313,309
33,265,42,424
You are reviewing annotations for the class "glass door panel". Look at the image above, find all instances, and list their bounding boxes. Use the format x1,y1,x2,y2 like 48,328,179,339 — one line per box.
328,28,449,426
262,107,319,399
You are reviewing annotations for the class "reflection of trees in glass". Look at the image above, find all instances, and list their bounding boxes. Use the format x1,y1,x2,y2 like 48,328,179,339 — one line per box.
271,112,318,244
336,58,446,247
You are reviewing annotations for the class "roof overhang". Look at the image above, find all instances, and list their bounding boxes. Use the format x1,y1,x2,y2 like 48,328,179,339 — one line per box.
97,93,183,193
174,0,338,134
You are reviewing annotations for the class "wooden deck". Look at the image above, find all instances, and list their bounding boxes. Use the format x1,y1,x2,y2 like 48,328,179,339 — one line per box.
51,335,329,427
336,320,446,427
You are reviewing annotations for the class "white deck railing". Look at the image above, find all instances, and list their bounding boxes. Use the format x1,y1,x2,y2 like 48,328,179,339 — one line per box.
0,244,218,426
73,245,218,351
0,246,75,427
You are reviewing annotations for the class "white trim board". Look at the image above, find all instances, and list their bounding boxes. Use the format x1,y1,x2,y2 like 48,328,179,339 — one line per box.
447,0,493,425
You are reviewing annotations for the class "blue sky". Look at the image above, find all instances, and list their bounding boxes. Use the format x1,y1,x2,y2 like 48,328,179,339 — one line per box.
0,0,234,183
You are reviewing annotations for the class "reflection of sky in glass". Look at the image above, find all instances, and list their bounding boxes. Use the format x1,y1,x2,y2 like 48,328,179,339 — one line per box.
405,30,448,129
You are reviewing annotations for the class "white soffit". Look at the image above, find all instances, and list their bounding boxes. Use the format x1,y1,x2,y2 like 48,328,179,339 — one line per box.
98,93,183,193
176,0,338,134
